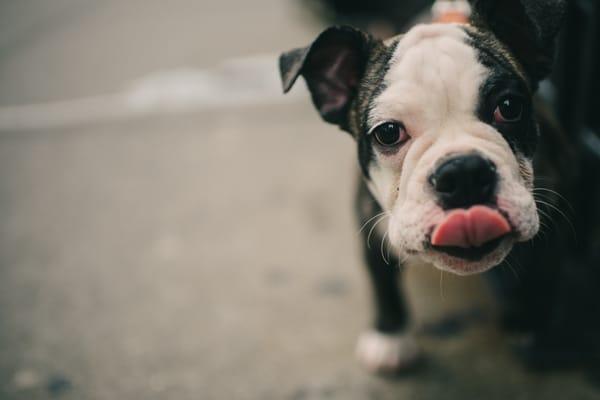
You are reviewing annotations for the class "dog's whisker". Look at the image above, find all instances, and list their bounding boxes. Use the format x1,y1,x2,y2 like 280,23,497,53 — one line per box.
396,252,409,267
531,205,549,240
367,214,389,250
533,186,567,197
537,218,551,235
358,211,388,235
537,226,550,242
504,258,521,283
380,230,390,265
535,203,557,226
532,192,553,202
533,187,576,214
535,199,578,243
533,205,554,246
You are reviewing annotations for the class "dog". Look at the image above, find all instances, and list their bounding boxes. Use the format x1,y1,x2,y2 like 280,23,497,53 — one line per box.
278,0,593,374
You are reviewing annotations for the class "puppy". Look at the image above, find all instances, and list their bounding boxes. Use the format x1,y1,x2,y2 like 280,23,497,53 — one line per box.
279,0,570,373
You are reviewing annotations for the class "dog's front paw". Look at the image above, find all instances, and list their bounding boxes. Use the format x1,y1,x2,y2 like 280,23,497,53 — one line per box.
356,330,421,374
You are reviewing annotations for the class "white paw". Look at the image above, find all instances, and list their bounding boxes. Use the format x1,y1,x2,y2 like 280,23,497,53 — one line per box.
356,330,420,374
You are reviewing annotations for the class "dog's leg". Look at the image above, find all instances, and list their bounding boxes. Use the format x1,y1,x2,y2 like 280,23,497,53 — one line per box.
355,236,420,374
354,180,420,374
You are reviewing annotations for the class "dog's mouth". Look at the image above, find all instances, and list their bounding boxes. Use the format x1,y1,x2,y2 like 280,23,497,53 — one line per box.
428,205,513,262
431,235,507,261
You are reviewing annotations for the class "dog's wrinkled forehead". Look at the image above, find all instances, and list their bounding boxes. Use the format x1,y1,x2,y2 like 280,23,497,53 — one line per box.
369,24,488,133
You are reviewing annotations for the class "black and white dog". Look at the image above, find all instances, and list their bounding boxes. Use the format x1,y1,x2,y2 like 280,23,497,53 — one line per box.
279,0,588,373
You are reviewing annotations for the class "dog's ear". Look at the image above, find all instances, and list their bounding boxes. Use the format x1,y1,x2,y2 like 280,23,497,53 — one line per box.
469,0,567,84
279,26,373,128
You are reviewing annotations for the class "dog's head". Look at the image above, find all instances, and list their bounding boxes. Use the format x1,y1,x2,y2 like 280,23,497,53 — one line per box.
279,0,566,275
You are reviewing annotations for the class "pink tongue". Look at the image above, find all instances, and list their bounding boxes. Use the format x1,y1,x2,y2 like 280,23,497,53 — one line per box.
431,206,511,248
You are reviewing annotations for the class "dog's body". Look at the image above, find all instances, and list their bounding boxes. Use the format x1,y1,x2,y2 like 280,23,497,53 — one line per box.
280,0,598,373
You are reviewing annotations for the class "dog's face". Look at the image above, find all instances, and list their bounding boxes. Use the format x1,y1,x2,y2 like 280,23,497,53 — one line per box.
365,23,539,274
280,0,566,275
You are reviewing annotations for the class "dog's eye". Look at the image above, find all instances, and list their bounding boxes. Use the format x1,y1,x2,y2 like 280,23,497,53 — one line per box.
494,96,523,123
372,122,408,147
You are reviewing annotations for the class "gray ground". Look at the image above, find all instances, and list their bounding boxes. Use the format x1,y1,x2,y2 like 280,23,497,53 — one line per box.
0,1,598,399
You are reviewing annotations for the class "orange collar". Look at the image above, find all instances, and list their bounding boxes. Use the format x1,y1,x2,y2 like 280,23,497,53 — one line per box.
432,0,471,24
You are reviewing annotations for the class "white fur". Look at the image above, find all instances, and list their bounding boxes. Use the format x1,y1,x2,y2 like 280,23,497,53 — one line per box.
356,330,420,373
367,24,539,274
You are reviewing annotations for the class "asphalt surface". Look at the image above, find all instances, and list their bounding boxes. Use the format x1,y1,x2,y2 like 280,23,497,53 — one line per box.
0,1,599,399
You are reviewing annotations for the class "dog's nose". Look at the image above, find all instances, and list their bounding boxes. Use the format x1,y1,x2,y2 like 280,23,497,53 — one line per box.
429,154,497,209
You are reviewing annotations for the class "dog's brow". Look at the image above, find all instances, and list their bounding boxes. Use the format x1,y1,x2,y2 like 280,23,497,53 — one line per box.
463,26,529,87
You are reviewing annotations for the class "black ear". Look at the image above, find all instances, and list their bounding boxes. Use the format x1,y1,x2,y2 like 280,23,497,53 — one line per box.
469,0,567,84
279,26,373,127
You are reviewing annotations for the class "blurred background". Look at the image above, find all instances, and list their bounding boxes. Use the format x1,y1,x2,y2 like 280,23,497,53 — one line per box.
0,1,599,399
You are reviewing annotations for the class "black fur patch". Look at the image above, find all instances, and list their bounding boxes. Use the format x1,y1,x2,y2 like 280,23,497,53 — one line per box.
469,0,567,84
350,39,399,179
464,28,539,158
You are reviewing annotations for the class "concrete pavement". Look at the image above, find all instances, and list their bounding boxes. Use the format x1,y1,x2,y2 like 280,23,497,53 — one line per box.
0,1,599,399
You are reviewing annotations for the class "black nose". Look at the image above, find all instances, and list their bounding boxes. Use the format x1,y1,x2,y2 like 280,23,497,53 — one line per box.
429,154,497,209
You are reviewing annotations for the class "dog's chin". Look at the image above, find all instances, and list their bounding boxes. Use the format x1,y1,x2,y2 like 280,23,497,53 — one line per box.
421,236,515,275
